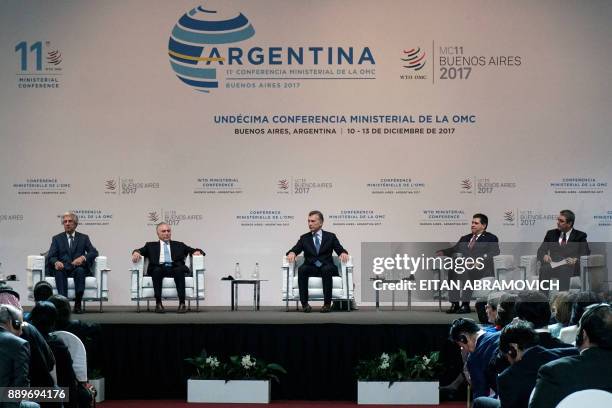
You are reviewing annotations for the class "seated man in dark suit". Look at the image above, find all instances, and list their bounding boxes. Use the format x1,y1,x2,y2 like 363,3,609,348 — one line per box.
530,303,612,408
474,320,578,408
132,222,204,314
438,213,500,314
537,209,590,292
449,317,500,401
47,212,99,314
286,210,349,313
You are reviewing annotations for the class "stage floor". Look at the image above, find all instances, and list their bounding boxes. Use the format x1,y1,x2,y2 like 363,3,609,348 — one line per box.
76,305,476,324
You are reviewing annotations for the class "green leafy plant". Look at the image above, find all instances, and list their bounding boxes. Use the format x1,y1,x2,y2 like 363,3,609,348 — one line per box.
186,350,287,383
355,350,441,386
185,349,224,380
226,354,287,383
88,368,103,380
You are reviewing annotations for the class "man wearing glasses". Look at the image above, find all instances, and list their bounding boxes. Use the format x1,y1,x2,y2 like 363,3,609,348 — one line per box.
48,212,98,314
132,222,204,313
537,210,590,292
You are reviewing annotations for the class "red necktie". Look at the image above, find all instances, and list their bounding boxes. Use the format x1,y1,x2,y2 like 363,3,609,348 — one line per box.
468,235,477,250
561,232,567,246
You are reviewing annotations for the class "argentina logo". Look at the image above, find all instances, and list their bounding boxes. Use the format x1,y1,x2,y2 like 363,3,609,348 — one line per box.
168,5,255,93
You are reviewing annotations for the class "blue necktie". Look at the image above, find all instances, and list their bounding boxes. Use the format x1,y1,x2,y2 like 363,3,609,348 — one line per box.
314,234,322,267
163,242,172,266
68,235,74,249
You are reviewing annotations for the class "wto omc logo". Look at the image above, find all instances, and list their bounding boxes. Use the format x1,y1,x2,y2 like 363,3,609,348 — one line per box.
278,179,289,190
460,178,472,193
105,180,116,192
502,210,516,226
402,47,426,71
148,212,160,223
168,5,255,92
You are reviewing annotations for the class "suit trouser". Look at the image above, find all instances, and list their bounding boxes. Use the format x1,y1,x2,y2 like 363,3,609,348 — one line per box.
298,263,337,306
149,264,188,303
53,266,87,300
539,264,573,292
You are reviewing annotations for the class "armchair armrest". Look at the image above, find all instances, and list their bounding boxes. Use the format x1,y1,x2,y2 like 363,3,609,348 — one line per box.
26,255,46,291
192,255,205,295
580,254,605,291
339,256,354,299
493,254,515,280
130,257,144,299
281,261,294,296
519,255,538,281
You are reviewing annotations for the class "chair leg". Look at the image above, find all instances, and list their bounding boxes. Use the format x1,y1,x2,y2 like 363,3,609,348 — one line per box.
188,300,191,311
147,300,150,312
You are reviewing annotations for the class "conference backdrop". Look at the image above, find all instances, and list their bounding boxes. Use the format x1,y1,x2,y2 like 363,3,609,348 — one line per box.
1,0,611,305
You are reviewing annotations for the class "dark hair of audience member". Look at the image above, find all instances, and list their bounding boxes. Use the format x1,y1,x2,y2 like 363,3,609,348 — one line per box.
495,293,517,328
48,295,72,330
579,303,612,350
475,297,489,324
514,291,551,329
487,291,504,311
449,317,480,342
551,292,576,326
570,291,602,326
33,281,54,302
29,301,58,337
499,320,539,353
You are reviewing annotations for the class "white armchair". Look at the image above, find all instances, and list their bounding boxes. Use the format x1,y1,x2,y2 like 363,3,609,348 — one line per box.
282,255,354,311
130,255,205,312
518,254,605,291
26,255,110,312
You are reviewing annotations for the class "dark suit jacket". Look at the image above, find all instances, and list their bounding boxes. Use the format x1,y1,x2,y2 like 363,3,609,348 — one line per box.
0,326,31,408
530,347,612,408
21,323,55,388
440,231,500,278
497,346,578,408
537,332,572,349
537,228,589,276
467,330,500,399
486,331,573,395
48,231,98,275
287,230,347,269
134,241,204,276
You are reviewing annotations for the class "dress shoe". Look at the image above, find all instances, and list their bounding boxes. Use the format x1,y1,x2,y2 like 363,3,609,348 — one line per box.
155,303,165,314
457,304,472,314
73,304,83,314
446,303,460,314
320,304,331,313
177,304,187,314
302,304,312,313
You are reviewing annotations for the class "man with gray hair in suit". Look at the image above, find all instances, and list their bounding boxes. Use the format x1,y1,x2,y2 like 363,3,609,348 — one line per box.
47,211,99,314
